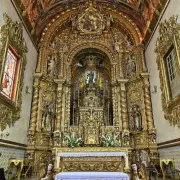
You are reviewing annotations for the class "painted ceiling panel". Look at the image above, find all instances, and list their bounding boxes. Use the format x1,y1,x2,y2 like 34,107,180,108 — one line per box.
14,0,167,44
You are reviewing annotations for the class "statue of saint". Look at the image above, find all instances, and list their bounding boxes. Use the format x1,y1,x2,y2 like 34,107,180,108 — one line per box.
47,56,56,76
114,40,120,52
132,105,142,131
42,103,54,131
86,71,96,85
126,55,136,76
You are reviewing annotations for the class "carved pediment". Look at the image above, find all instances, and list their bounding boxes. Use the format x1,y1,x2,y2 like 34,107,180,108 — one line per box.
155,15,180,55
70,2,112,35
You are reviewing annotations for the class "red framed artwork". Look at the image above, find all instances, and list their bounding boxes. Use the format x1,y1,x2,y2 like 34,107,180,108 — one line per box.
1,45,20,102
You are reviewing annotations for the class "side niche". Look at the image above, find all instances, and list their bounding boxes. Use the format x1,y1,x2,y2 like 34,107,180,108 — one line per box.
155,15,180,128
0,13,27,130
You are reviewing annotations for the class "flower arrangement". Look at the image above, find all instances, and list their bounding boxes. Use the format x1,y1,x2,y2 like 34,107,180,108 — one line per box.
64,135,83,148
101,134,120,147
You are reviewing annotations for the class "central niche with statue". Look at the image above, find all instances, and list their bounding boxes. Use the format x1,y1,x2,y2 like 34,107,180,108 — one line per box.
70,50,113,146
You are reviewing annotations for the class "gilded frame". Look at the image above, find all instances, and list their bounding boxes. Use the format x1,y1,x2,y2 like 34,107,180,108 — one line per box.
0,13,27,130
155,15,180,128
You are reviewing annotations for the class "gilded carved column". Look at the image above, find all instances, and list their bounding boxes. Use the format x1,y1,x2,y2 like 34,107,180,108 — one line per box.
28,73,41,146
112,84,118,126
54,79,64,146
141,73,154,130
119,79,130,146
112,64,116,83
118,53,124,79
141,73,157,148
119,79,129,130
64,84,71,132
29,73,42,132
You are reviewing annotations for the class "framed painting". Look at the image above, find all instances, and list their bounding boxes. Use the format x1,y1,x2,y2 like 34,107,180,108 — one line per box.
0,13,27,130
1,46,21,102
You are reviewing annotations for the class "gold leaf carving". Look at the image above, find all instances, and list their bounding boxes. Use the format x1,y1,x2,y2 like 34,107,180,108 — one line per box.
155,15,180,128
0,13,27,130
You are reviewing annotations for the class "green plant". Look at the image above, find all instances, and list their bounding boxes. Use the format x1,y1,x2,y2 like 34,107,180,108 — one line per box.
64,135,83,148
101,134,120,147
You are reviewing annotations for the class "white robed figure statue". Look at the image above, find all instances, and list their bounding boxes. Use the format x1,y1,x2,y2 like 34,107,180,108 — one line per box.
42,103,54,131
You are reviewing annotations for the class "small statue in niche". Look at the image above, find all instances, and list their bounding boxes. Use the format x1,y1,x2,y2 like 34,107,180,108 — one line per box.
47,55,56,76
42,102,55,131
104,14,113,31
131,105,142,131
149,130,156,143
139,150,150,167
114,40,120,52
86,71,96,85
70,14,77,30
126,55,136,76
50,40,57,49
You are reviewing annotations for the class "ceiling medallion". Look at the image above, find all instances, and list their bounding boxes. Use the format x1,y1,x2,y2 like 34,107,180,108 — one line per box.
77,1,105,35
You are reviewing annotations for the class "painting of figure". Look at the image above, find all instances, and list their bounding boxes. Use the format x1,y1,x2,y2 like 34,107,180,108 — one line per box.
1,49,18,99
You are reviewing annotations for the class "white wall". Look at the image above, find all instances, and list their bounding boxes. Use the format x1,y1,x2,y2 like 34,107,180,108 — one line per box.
0,0,38,145
145,0,180,143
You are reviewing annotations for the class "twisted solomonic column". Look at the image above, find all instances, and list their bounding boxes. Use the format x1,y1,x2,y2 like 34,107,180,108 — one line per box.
119,79,129,147
141,73,154,130
29,73,42,132
54,79,64,146
28,73,42,146
141,73,157,146
119,79,129,130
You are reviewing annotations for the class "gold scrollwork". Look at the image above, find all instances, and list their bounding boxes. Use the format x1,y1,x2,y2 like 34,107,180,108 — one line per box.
0,13,27,130
155,15,180,128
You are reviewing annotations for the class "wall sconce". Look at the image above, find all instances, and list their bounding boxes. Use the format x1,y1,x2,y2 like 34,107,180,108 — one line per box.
152,85,157,93
25,86,31,94
0,132,10,139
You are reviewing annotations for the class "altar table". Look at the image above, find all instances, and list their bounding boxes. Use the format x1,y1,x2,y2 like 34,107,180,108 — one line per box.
55,172,130,180
58,152,126,157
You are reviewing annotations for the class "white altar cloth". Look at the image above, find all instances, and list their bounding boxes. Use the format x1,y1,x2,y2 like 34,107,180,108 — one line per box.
55,172,129,180
58,152,126,158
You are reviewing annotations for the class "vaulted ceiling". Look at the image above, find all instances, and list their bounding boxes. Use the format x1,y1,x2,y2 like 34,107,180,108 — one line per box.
13,0,168,45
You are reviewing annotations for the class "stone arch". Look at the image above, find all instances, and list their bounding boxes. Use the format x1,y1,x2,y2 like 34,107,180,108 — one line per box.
67,42,116,65
65,42,116,83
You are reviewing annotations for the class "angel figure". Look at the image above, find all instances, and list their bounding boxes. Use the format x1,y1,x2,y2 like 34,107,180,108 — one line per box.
47,56,56,76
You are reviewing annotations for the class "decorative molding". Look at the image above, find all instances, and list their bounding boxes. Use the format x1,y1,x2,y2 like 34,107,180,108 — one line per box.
158,138,180,149
0,139,27,150
0,13,27,130
155,15,180,128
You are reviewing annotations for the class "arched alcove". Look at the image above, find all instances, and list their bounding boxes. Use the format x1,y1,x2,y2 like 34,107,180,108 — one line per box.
70,48,114,145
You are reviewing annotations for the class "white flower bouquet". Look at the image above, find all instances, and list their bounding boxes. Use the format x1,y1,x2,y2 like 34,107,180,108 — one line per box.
101,134,120,147
64,135,83,148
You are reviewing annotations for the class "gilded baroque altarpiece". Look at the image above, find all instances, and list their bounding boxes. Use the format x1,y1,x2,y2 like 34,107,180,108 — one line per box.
26,1,157,177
